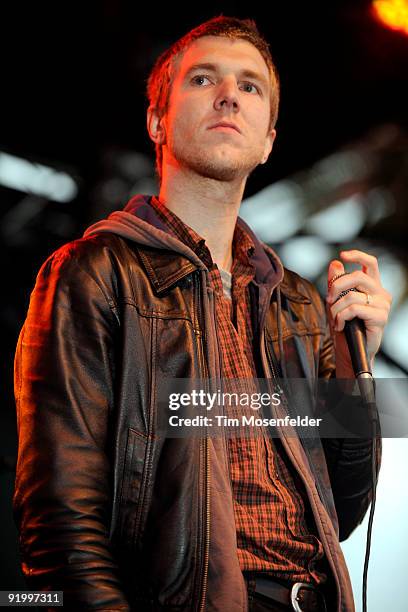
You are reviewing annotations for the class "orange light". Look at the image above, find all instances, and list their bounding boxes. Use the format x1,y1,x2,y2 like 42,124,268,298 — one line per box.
372,0,408,36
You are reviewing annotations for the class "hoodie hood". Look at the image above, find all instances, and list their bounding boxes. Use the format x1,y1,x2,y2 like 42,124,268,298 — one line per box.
83,194,284,288
84,195,206,272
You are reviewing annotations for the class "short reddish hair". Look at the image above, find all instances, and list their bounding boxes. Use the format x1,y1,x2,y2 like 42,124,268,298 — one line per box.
146,16,280,181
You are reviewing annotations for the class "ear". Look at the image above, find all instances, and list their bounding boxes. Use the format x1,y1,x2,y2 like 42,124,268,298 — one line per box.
147,106,167,145
260,128,277,165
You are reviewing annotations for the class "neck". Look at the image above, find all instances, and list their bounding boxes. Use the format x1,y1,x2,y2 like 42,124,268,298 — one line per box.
158,164,247,272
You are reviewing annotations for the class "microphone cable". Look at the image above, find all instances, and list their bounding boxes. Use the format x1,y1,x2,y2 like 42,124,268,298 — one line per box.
360,380,381,612
333,279,381,612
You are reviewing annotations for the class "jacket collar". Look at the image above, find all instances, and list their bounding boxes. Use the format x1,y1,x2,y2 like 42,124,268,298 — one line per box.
136,246,198,294
84,194,311,302
278,267,312,304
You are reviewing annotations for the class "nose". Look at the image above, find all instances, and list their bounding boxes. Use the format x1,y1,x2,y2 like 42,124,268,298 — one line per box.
213,77,240,112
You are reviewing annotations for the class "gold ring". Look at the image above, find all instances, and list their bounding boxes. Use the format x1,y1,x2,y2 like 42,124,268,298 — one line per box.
328,272,347,291
365,293,371,305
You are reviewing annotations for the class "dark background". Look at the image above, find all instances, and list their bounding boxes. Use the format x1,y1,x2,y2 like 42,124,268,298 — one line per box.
1,0,407,592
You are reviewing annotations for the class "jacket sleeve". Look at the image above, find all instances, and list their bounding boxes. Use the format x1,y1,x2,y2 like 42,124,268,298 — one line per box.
13,241,131,610
318,318,382,541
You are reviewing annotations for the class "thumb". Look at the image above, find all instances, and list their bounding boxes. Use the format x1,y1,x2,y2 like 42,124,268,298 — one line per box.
327,259,345,290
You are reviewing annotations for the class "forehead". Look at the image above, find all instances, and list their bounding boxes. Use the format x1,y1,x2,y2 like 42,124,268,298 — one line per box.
174,35,271,82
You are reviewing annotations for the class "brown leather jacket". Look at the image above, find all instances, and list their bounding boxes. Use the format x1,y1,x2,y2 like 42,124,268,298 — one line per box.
13,195,378,611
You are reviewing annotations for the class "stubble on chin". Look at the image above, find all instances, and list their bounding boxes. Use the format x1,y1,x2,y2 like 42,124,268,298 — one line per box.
171,139,262,182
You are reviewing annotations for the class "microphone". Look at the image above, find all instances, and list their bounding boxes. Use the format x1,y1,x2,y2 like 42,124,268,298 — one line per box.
344,318,371,375
336,286,375,405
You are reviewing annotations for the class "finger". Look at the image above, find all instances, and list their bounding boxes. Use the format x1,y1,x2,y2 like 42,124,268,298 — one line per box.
327,259,345,290
329,291,390,320
335,303,389,332
339,250,381,281
327,270,380,303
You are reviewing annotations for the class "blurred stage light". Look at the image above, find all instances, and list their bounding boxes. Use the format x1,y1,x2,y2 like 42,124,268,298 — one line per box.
365,187,396,225
373,0,408,36
382,301,408,369
306,195,366,242
378,252,407,305
311,150,370,191
0,152,78,202
241,181,304,243
278,236,333,279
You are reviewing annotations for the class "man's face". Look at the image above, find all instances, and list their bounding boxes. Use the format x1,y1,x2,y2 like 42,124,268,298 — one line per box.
150,36,277,182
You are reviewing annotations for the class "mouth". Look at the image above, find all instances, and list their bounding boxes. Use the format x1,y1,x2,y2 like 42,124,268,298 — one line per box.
208,122,242,134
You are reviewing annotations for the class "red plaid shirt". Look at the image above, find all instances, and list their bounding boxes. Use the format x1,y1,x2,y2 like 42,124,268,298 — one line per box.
150,196,327,585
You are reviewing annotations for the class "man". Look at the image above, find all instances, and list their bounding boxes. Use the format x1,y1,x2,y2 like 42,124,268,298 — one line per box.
13,16,391,612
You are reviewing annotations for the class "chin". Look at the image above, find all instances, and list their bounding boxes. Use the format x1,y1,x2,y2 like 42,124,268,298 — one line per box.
189,153,259,182
197,164,242,182
171,143,261,182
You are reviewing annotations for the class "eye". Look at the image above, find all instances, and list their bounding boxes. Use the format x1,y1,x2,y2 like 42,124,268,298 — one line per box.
191,74,212,86
240,81,260,94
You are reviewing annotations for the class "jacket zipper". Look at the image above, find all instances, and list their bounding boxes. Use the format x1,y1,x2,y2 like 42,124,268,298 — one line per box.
199,430,210,612
194,272,210,612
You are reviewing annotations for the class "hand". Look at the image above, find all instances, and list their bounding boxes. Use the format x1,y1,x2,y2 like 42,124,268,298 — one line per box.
326,250,392,375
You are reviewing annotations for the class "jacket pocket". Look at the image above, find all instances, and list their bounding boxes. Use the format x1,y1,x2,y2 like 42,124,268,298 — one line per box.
118,427,148,545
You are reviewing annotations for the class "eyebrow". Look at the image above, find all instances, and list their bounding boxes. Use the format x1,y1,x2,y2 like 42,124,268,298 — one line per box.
183,62,269,91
